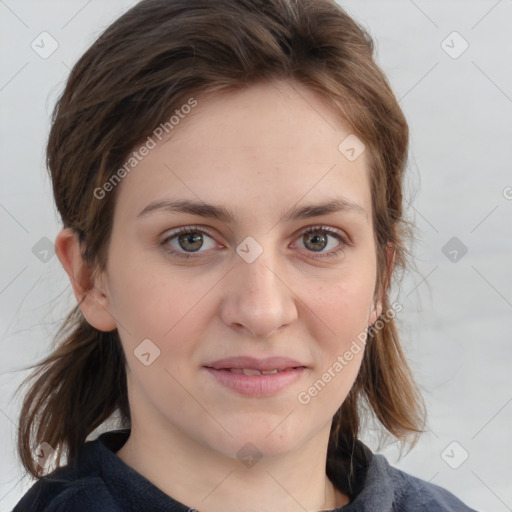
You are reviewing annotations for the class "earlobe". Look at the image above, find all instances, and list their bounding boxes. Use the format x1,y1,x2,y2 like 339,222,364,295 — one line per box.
55,228,117,332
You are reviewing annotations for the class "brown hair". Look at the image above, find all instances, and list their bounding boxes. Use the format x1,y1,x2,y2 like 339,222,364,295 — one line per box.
17,0,425,478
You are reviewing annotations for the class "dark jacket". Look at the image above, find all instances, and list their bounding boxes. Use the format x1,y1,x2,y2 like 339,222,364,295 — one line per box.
12,430,479,511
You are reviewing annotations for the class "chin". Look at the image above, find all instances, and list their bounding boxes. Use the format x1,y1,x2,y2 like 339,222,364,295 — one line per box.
216,422,308,461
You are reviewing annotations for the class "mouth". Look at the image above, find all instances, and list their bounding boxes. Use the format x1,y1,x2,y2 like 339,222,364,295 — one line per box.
205,366,304,375
204,355,307,372
202,356,308,396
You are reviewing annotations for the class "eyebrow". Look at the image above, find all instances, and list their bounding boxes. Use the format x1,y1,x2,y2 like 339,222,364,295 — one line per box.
137,196,368,223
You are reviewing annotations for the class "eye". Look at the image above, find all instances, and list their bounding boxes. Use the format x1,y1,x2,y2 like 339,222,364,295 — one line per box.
160,224,350,260
294,226,349,259
160,226,219,258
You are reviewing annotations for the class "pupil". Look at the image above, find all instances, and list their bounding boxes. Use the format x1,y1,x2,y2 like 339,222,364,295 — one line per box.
177,231,328,253
179,232,203,252
305,232,327,252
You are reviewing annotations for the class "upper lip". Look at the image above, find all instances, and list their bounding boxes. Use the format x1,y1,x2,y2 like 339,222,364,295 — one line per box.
204,356,307,371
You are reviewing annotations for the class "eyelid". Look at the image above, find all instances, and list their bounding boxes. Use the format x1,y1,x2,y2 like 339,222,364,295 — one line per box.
294,224,351,245
159,224,350,259
160,224,223,256
160,224,219,243
291,225,351,260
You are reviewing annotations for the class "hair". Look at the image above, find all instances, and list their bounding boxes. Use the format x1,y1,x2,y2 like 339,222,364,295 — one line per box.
17,0,425,478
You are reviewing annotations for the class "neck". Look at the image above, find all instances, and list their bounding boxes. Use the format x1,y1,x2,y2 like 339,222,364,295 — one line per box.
116,418,349,512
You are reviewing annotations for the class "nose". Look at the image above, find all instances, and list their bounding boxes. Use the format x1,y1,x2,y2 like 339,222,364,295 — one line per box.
219,249,298,338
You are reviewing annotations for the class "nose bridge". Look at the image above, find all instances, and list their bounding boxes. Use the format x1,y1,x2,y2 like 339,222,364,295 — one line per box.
220,244,297,337
238,250,280,301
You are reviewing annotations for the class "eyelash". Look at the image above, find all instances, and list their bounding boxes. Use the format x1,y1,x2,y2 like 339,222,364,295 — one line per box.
160,224,350,260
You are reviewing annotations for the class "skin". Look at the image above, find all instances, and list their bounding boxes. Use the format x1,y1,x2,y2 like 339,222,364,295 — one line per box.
56,79,391,512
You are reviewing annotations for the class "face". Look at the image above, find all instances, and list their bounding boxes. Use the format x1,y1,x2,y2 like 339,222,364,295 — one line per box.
99,79,381,460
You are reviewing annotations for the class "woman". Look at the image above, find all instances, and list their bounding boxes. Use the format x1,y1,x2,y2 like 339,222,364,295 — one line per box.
13,0,477,510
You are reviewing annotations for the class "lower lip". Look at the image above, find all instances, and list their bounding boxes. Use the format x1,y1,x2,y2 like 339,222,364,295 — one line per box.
204,367,307,397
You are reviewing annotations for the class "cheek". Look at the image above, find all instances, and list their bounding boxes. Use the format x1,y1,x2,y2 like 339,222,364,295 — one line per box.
107,250,196,336
306,270,376,344
106,257,218,380
297,279,372,412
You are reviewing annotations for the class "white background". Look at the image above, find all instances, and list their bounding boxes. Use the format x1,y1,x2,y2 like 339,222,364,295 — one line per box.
1,1,511,510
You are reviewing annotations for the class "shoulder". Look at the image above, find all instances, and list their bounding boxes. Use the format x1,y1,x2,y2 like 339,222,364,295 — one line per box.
370,454,479,511
12,470,121,512
12,432,130,512
328,440,478,511
12,429,189,511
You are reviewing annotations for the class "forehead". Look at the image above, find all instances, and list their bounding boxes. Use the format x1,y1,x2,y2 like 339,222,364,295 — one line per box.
113,79,372,224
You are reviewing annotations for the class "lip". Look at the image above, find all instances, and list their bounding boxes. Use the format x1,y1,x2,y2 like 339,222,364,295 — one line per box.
204,367,307,397
203,356,308,397
204,356,306,371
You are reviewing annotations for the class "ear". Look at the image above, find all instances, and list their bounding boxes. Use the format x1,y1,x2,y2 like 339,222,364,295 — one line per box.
55,228,117,332
368,243,395,326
